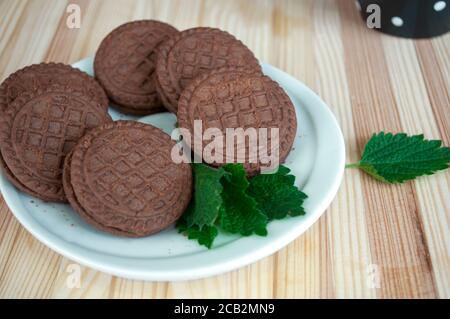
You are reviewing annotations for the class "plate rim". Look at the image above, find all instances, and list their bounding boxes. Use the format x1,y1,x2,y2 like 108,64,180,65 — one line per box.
0,57,345,281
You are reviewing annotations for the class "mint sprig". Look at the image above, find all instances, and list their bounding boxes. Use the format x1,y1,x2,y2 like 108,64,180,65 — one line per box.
177,164,307,248
347,132,450,183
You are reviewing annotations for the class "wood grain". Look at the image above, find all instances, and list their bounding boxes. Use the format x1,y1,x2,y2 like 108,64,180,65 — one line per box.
0,0,448,298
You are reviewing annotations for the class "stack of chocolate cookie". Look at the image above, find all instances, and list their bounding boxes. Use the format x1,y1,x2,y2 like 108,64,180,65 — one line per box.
0,63,111,202
63,121,192,237
94,20,179,115
0,19,297,237
154,27,262,113
94,20,297,176
177,67,297,175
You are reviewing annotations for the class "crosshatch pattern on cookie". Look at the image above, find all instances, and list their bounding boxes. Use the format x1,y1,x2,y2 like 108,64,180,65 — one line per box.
13,95,104,179
94,20,179,110
178,68,297,175
187,74,291,144
69,121,192,235
87,131,175,214
0,88,110,201
171,31,259,91
195,80,279,131
108,31,159,95
155,27,261,112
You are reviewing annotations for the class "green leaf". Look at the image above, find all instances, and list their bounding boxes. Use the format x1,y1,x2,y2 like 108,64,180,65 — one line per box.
186,164,228,228
349,132,450,183
218,164,268,236
248,165,307,220
177,217,218,249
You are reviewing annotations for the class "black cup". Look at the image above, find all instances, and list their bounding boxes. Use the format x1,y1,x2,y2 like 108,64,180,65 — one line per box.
357,0,449,38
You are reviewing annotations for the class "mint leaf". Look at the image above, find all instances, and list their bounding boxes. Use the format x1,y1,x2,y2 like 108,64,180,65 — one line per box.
186,164,227,228
248,165,307,220
177,217,218,249
218,164,268,236
349,132,450,183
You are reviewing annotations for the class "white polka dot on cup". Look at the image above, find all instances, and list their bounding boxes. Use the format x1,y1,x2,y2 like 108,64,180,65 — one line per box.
391,16,404,27
434,1,446,11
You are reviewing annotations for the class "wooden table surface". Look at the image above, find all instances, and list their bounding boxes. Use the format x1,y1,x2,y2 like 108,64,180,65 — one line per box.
0,0,449,299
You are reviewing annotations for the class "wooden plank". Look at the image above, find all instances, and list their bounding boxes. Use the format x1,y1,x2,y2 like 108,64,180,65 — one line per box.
312,0,375,298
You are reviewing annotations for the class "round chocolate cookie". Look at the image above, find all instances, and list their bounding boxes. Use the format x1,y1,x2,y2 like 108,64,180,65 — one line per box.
178,67,297,175
0,85,112,202
155,27,261,113
94,20,179,115
0,63,109,114
63,121,192,237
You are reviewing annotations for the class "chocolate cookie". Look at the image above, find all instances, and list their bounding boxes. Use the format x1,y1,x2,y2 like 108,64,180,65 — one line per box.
0,85,112,202
155,27,261,113
0,63,108,114
178,67,297,175
94,20,179,115
63,121,192,237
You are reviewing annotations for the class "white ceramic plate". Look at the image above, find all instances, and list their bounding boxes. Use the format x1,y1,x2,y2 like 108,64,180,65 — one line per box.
0,57,345,281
